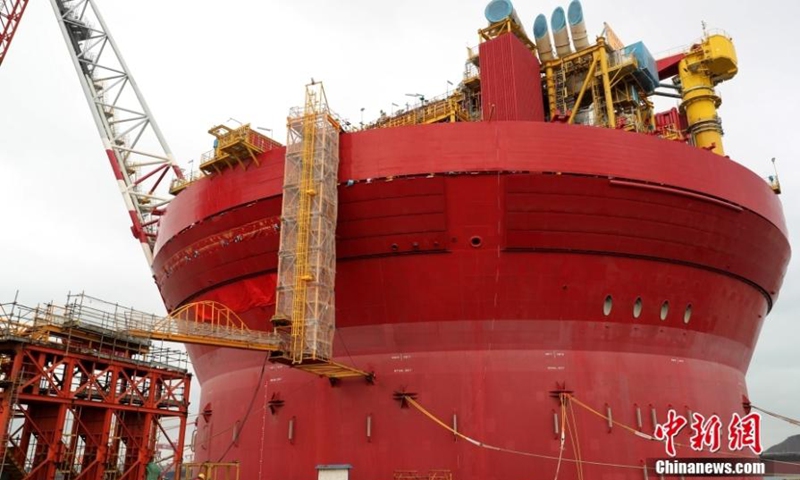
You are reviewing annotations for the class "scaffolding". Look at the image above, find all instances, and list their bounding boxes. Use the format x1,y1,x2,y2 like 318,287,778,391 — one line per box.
2,294,284,354
272,82,340,365
0,298,190,480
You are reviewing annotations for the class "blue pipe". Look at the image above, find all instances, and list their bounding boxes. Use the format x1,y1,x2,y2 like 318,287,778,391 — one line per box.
551,6,567,32
567,0,584,26
485,0,515,24
533,14,549,40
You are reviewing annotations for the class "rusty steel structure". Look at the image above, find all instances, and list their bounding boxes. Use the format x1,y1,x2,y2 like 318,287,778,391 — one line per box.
0,295,190,480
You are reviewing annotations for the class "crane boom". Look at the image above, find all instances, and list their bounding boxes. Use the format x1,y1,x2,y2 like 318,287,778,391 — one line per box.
0,0,30,66
47,0,183,265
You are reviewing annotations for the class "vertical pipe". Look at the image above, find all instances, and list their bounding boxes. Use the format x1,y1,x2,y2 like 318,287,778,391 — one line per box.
567,0,590,50
635,405,643,430
545,65,557,117
366,414,372,442
568,53,597,124
677,37,734,156
553,411,560,435
533,14,554,61
650,406,658,428
551,7,572,57
288,416,295,444
598,43,616,127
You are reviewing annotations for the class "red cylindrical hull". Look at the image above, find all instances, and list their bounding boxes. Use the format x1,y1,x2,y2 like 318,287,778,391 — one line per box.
154,122,789,479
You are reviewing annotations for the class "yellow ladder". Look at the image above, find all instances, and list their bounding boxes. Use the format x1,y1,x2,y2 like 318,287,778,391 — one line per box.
290,89,319,364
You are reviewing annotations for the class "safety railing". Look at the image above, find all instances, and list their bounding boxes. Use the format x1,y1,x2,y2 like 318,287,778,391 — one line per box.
0,295,191,371
369,92,468,130
169,168,207,195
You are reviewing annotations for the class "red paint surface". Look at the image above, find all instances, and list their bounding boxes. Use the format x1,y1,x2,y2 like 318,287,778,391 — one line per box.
154,122,790,480
479,34,545,121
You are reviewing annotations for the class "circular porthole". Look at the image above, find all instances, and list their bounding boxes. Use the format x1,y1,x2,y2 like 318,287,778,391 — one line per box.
470,236,483,248
603,295,613,316
660,301,670,321
684,304,692,324
633,297,643,319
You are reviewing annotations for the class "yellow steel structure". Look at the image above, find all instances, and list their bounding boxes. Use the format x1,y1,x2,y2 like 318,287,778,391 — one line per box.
543,37,657,131
678,34,738,155
1,292,372,379
372,94,469,129
544,40,615,127
272,82,342,365
179,462,240,480
4,296,283,352
541,28,738,150
200,124,280,174
478,17,537,54
134,301,283,351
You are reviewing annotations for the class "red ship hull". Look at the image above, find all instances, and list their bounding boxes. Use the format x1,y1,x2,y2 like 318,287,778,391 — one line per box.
153,122,789,479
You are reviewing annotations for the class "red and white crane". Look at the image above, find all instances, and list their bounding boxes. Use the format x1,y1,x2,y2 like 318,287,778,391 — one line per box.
1,0,183,266
0,0,29,66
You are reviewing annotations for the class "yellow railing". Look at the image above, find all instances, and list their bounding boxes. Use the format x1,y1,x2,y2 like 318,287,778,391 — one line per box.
374,96,468,130
200,124,280,174
125,301,283,352
169,168,207,195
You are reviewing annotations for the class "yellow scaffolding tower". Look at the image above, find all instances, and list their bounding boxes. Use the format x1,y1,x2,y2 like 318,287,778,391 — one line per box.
272,82,339,362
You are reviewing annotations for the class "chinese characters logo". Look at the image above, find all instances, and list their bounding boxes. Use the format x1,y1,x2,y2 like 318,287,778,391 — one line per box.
654,410,761,457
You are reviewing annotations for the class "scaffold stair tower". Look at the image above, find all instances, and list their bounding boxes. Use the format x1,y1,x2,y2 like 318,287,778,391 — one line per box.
271,82,371,380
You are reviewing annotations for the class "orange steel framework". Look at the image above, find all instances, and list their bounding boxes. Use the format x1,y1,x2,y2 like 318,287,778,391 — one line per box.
0,297,190,480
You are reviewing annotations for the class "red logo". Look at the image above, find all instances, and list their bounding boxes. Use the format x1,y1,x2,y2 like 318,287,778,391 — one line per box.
728,412,763,455
654,410,688,457
690,413,722,453
654,410,762,457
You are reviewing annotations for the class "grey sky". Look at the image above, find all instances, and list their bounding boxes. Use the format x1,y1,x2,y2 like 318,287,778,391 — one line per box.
0,0,797,450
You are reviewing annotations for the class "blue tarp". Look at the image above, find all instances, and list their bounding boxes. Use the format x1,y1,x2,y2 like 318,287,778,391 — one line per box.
623,41,658,93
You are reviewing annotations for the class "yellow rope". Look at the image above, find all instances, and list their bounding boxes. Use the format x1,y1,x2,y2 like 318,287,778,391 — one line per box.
400,392,800,472
570,394,800,466
752,405,800,428
568,400,585,480
404,396,644,470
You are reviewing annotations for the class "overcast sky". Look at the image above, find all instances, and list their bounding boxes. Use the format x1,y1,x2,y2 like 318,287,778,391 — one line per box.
0,0,797,449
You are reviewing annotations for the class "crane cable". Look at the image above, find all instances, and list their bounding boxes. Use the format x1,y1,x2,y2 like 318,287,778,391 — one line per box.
403,396,644,470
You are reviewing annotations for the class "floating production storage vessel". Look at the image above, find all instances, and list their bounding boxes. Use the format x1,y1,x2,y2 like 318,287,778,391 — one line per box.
151,1,791,479
18,0,788,478
147,1,792,477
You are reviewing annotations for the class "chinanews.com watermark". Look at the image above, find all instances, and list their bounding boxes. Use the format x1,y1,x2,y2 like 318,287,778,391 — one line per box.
647,410,800,477
648,458,766,477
